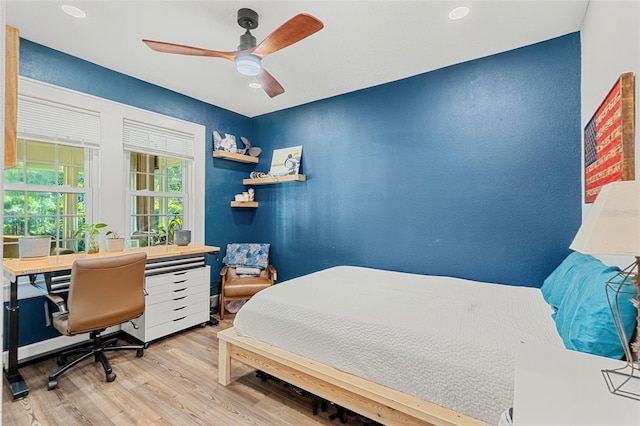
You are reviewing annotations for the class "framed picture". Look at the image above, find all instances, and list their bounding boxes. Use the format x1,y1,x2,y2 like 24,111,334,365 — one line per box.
583,72,635,203
269,146,302,176
213,130,237,152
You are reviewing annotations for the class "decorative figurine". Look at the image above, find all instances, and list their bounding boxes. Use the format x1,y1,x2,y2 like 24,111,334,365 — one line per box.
240,136,262,157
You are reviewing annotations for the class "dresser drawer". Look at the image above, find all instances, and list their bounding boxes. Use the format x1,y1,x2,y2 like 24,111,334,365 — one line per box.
146,290,209,324
122,265,211,343
145,267,208,290
147,281,207,304
145,310,209,342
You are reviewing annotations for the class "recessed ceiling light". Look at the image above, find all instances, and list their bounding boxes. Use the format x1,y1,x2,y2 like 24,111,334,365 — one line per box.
61,5,87,19
449,6,470,21
249,82,262,89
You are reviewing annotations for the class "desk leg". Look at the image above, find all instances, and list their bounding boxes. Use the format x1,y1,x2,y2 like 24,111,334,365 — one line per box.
4,277,28,399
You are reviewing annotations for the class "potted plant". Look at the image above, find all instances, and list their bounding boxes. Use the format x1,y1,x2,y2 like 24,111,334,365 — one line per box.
170,216,191,246
74,222,107,254
106,230,125,252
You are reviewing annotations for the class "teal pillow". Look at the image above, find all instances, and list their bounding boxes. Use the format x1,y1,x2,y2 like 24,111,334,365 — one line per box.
541,252,600,313
554,259,636,359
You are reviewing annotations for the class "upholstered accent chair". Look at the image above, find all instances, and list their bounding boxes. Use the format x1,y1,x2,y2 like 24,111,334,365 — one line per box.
219,243,276,320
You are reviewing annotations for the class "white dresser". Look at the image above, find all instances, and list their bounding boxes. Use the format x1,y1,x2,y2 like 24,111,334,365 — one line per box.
122,258,211,343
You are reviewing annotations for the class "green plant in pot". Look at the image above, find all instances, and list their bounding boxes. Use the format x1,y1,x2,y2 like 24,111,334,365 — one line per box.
74,222,107,254
168,216,183,243
169,216,191,246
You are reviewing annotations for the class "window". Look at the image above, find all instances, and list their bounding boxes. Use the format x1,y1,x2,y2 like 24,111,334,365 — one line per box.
6,79,206,262
3,139,91,257
128,152,187,247
123,118,195,248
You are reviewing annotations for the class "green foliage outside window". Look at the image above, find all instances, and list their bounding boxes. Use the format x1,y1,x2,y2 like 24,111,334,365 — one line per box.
3,140,86,256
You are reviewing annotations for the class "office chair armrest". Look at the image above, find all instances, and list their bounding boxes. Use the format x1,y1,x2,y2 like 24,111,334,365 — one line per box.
45,293,68,315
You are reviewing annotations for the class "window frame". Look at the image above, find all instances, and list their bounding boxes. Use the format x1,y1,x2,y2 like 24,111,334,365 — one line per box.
124,150,194,247
2,141,98,254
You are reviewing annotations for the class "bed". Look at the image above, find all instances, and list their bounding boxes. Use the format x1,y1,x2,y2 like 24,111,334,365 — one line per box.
217,258,638,425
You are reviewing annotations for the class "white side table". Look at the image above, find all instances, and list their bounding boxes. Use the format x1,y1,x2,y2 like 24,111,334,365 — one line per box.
513,342,640,425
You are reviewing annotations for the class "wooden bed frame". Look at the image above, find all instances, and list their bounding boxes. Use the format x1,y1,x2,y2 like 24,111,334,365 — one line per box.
217,327,483,426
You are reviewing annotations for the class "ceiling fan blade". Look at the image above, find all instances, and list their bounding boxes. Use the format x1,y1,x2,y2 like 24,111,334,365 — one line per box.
142,39,238,61
257,69,285,98
252,14,323,58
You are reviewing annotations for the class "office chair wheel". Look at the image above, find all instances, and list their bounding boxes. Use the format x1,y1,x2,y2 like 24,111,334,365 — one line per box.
56,355,66,366
48,379,58,390
136,348,144,357
106,372,117,382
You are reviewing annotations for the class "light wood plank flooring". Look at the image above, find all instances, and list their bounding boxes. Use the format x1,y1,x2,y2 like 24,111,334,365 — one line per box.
3,318,367,425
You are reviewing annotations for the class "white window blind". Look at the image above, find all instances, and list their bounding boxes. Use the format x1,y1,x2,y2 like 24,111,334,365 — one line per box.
17,95,101,148
123,119,195,160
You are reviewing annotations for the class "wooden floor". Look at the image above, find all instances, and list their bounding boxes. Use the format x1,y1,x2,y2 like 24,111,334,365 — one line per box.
3,318,369,425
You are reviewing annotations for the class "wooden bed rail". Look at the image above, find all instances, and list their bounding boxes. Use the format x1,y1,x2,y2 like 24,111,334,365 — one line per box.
217,328,483,426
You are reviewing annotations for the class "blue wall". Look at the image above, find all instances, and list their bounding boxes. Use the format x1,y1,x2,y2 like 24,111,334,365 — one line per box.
249,33,582,287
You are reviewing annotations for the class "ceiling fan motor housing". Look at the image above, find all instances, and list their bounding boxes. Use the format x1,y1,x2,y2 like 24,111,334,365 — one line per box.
237,8,259,51
238,31,257,51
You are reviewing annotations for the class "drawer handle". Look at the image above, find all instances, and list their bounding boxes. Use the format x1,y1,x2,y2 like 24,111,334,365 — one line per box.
174,271,187,276
173,306,186,311
173,279,187,284
173,316,186,322
173,296,186,301
173,288,187,293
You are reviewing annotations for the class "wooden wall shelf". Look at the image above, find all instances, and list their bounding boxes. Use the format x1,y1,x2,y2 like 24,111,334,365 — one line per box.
213,150,259,164
243,174,306,186
231,201,258,208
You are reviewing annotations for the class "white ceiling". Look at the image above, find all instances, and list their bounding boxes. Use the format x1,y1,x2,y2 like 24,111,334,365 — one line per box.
6,1,590,118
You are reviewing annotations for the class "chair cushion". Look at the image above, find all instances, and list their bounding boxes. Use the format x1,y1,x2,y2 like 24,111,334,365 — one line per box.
224,280,272,297
223,243,270,269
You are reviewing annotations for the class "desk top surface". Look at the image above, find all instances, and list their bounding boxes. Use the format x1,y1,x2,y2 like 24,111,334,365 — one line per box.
3,244,220,277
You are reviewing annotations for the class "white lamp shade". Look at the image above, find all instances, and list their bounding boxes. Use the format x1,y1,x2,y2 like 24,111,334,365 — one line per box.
570,181,640,255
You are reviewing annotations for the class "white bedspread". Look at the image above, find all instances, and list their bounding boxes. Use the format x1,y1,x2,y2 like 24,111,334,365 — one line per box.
234,266,563,425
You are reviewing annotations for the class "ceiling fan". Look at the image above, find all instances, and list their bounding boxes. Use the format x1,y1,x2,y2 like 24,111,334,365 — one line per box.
142,8,323,98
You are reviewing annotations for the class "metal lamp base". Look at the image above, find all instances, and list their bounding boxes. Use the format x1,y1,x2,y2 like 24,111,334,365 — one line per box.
602,258,640,401
602,365,640,401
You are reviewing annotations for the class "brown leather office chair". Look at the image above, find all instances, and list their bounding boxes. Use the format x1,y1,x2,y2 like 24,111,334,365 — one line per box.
46,252,148,390
219,243,276,320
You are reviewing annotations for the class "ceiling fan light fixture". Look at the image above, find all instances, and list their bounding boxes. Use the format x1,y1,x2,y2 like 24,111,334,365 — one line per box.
235,54,262,76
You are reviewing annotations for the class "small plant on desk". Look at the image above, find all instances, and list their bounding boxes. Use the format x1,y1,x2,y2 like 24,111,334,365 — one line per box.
106,230,125,252
74,223,107,254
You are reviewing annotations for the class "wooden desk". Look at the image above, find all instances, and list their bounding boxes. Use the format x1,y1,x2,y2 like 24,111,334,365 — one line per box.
3,244,219,400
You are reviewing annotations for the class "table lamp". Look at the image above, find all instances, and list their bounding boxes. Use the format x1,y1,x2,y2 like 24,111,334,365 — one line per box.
570,180,640,400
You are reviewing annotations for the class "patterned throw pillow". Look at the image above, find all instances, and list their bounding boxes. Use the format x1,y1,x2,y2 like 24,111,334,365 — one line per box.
223,243,270,269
